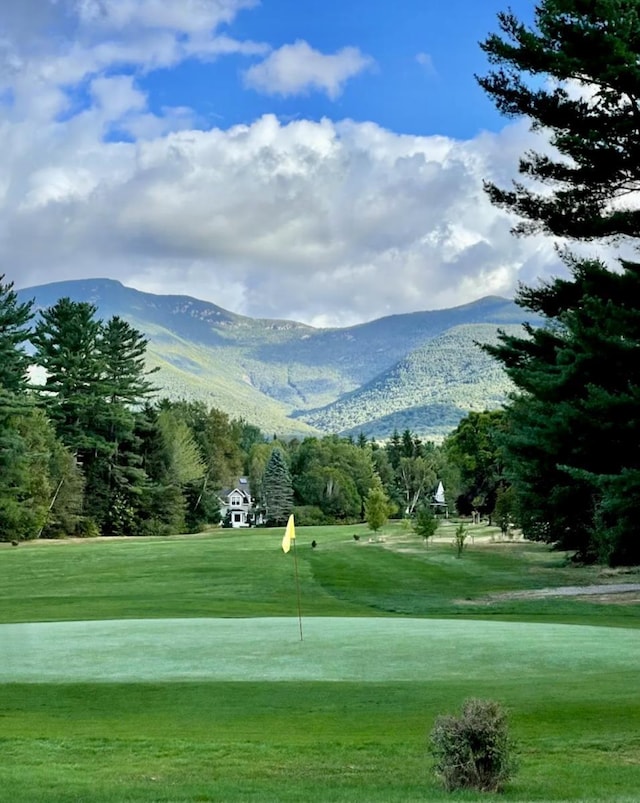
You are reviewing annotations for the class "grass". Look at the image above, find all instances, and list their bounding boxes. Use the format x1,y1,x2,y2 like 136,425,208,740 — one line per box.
1,520,640,801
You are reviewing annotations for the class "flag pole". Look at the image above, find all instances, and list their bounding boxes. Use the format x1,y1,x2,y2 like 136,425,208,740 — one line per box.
292,537,303,641
281,514,303,641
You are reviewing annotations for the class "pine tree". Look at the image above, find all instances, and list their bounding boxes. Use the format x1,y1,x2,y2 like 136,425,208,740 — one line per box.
31,298,105,453
478,0,640,240
0,276,42,541
99,316,159,407
262,447,294,526
0,392,42,540
478,1,640,563
0,275,34,394
92,316,159,535
128,406,178,535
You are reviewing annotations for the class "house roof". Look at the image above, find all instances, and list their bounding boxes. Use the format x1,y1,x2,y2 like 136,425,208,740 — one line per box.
219,477,253,499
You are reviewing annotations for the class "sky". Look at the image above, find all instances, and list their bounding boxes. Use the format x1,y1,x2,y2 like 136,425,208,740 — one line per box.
0,0,579,327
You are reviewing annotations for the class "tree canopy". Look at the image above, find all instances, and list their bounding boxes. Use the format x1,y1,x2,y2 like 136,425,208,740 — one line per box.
479,0,640,564
479,0,640,241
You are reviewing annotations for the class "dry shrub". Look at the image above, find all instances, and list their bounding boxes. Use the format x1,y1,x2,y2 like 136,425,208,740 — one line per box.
429,698,516,792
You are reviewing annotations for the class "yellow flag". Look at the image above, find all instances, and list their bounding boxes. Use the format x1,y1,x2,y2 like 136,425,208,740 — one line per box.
281,514,295,553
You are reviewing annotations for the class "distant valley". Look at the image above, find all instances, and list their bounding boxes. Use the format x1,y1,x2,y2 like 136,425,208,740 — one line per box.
18,279,532,440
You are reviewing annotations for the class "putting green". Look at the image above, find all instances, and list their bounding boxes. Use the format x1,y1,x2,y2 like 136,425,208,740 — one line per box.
1,617,638,683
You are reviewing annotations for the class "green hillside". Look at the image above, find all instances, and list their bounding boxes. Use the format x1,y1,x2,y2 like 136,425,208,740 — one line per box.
296,324,519,438
19,279,528,439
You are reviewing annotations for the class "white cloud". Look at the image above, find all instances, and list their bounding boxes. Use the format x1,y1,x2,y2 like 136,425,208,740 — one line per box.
3,104,572,326
0,0,267,102
75,0,259,33
244,40,374,99
0,0,585,328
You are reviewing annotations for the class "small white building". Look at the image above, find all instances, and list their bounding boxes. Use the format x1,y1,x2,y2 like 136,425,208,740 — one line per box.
219,477,254,528
431,481,449,517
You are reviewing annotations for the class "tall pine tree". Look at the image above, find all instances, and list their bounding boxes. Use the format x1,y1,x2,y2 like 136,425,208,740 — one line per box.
479,0,640,240
93,316,159,535
31,298,105,453
479,1,640,563
0,275,33,394
262,447,294,526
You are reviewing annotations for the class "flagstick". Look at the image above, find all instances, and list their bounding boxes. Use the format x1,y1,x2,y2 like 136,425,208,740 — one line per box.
292,539,303,641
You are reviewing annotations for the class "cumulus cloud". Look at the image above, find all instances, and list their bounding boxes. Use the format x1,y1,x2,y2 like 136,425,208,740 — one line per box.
0,0,266,100
244,40,374,99
0,0,582,328
3,107,568,326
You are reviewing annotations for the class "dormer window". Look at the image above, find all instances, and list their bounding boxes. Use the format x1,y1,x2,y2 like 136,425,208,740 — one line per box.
230,494,242,507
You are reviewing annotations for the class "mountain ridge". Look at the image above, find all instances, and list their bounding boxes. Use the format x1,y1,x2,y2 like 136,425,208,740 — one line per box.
17,278,529,439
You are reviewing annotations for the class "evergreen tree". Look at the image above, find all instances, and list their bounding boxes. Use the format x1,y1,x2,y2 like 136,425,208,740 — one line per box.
478,0,640,240
262,447,294,526
0,392,41,540
92,316,158,534
31,298,105,453
135,405,190,536
99,316,158,407
387,428,403,469
478,1,640,563
0,277,41,539
32,302,162,535
0,275,34,394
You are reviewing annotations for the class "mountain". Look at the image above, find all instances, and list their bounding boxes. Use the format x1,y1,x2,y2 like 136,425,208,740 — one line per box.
18,278,531,440
295,324,521,439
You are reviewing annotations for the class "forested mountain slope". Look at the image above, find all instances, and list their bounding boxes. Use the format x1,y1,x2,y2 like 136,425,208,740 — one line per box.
296,324,519,439
19,279,529,439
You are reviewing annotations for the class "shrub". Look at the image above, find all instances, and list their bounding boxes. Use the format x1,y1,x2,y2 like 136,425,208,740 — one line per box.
75,518,100,538
293,505,327,526
413,505,438,542
429,698,516,792
454,522,467,558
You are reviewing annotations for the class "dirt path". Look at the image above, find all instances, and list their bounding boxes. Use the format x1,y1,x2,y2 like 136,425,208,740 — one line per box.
488,583,640,601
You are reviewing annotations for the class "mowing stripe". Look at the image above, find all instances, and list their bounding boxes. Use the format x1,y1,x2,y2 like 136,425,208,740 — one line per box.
1,617,638,683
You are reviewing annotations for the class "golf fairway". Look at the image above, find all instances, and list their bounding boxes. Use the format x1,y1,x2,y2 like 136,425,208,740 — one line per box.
1,616,638,682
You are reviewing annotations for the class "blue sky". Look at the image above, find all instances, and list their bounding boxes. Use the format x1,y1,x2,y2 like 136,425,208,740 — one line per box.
1,0,568,327
140,0,533,140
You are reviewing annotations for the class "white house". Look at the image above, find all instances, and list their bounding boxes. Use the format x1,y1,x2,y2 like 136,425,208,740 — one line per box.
218,477,254,528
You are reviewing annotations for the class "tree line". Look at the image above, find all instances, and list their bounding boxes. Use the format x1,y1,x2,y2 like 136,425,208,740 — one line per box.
2,265,631,568
0,278,471,540
6,1,640,567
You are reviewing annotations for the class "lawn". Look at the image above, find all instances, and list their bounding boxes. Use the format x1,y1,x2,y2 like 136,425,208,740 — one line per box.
1,521,639,801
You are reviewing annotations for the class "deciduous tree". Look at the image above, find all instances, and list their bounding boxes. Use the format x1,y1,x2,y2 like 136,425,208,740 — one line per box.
365,486,394,533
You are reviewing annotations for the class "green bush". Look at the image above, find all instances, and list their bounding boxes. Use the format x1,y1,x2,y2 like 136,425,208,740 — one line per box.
413,505,438,541
292,505,327,526
429,698,516,792
75,518,101,538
